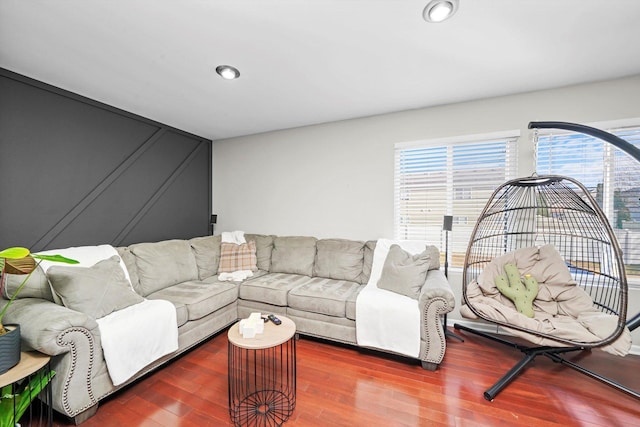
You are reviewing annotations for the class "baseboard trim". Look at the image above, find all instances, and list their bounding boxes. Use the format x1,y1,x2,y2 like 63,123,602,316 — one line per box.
448,318,640,356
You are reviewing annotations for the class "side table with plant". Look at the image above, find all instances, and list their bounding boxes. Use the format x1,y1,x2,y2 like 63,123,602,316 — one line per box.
0,247,78,370
0,247,78,426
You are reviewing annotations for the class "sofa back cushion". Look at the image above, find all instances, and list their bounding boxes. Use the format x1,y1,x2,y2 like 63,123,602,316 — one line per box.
116,247,140,291
313,239,364,282
189,235,221,280
361,240,377,284
244,234,274,271
270,236,317,276
129,239,199,296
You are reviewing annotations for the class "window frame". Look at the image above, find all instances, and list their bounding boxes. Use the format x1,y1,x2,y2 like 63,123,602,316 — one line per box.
534,118,640,287
394,130,519,270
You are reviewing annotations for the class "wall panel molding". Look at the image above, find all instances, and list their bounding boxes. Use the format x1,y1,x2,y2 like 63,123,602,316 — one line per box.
112,139,209,246
0,68,212,251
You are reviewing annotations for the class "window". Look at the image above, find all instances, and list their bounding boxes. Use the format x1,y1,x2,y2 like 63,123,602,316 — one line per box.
454,187,471,200
453,216,468,225
394,132,518,268
536,124,640,280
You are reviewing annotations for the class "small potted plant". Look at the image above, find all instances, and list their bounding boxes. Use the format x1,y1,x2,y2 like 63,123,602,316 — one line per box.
0,247,78,373
0,366,55,427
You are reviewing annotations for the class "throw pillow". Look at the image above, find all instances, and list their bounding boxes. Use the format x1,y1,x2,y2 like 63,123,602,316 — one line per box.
190,235,222,280
47,256,144,319
2,265,54,301
377,244,432,299
36,244,128,305
425,245,441,270
218,240,258,273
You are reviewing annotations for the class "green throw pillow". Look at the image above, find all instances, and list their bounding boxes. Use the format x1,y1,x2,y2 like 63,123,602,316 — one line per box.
495,263,539,318
377,244,432,299
47,256,144,319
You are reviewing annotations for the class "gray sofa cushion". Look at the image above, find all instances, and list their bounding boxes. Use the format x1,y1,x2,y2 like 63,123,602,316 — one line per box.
129,239,199,296
313,239,364,282
239,273,311,306
160,298,188,327
2,265,53,301
270,236,317,276
360,240,377,284
189,235,221,280
245,234,274,271
345,284,364,320
426,245,441,270
377,244,433,299
288,277,361,317
147,277,238,323
47,256,144,319
116,247,140,292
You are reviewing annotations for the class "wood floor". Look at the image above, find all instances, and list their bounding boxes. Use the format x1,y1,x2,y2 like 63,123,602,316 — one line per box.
48,327,639,427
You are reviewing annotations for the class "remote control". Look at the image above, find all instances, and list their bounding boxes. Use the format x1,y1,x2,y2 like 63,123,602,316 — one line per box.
267,314,282,325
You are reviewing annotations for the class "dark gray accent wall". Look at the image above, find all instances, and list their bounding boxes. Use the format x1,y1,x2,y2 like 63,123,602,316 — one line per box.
0,68,212,251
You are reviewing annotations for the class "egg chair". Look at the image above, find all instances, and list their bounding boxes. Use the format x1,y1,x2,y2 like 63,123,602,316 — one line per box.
454,121,639,401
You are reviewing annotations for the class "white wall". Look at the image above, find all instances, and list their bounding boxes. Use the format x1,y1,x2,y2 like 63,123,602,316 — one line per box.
214,75,640,348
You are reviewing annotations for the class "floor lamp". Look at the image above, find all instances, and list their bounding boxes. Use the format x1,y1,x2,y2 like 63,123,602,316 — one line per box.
443,215,464,342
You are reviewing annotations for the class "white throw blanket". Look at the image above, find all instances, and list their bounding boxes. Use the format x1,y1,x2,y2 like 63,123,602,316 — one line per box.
36,244,179,385
97,299,178,385
355,239,427,358
222,230,246,244
218,270,254,282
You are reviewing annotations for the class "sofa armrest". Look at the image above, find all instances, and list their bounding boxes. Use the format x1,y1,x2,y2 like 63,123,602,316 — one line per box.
419,269,456,311
2,298,103,417
417,269,455,368
2,297,100,355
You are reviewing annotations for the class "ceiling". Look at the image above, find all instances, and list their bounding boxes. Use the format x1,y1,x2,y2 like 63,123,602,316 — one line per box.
2,1,640,141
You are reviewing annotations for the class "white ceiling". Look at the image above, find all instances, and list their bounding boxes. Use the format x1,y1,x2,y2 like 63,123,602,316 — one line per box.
2,0,640,140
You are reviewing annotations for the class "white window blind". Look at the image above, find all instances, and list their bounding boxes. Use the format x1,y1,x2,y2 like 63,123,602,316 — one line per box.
394,134,518,268
536,124,640,280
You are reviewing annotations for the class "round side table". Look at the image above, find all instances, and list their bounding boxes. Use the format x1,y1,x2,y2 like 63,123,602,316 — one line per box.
228,315,296,427
0,351,53,427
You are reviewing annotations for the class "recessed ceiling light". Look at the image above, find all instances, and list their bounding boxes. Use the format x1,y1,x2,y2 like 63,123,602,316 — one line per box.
423,0,459,23
216,65,240,80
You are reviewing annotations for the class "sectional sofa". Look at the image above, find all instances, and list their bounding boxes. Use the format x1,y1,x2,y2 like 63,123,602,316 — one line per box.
1,234,455,424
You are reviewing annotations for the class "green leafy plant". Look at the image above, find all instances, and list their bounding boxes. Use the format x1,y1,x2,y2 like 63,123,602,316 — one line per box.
0,247,78,335
0,368,55,427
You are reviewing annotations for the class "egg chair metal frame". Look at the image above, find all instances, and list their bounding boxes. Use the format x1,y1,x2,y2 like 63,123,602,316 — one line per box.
453,121,639,401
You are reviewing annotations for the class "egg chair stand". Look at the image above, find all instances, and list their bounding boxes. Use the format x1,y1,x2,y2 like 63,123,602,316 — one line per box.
453,323,639,401
454,171,636,401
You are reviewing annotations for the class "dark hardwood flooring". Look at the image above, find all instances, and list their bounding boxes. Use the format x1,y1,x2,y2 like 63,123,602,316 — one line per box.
48,327,639,427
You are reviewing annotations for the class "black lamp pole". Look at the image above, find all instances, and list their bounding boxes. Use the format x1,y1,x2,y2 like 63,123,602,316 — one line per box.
443,215,452,278
443,215,463,342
